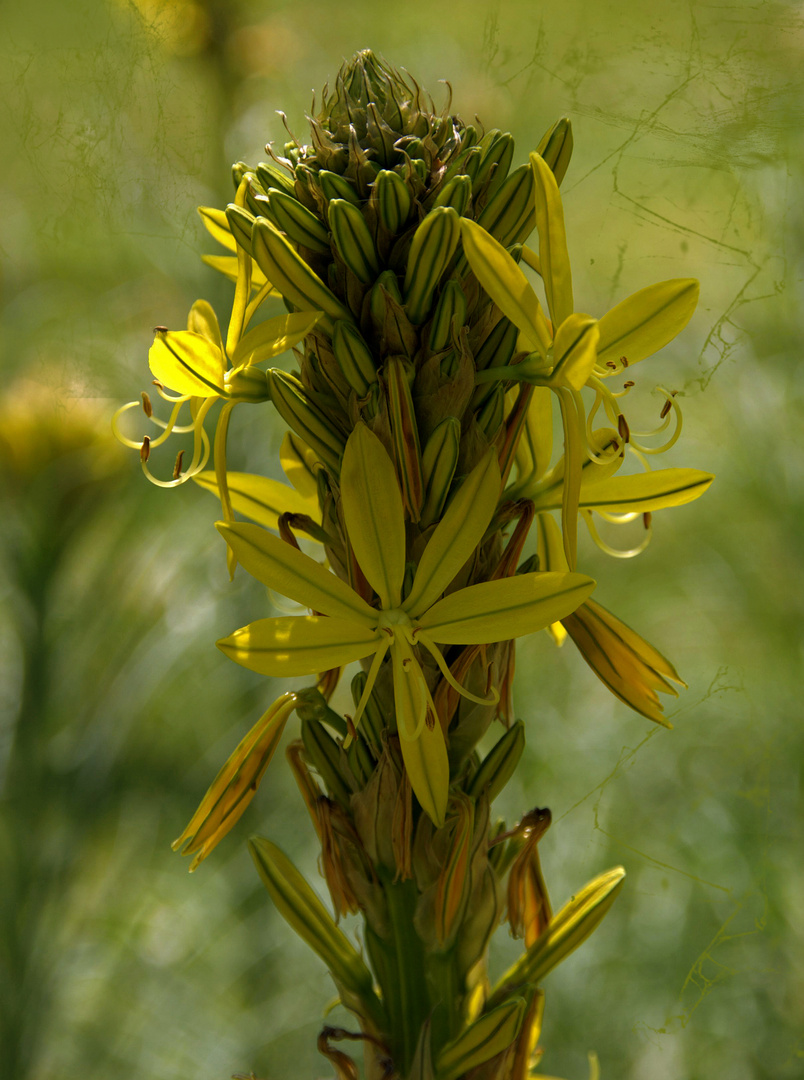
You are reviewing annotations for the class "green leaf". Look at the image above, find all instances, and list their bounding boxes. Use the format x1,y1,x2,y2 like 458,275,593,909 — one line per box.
405,449,501,618
596,279,699,369
532,467,714,513
217,521,376,625
460,219,550,356
231,311,322,366
249,837,384,1027
341,423,406,610
148,330,225,398
217,615,381,676
530,153,574,327
193,471,318,531
418,572,595,645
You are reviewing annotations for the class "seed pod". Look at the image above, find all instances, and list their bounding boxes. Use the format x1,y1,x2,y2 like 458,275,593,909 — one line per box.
328,199,380,283
433,174,472,216
420,417,460,528
301,717,354,807
375,169,412,233
428,280,467,353
332,321,378,396
261,189,331,252
252,219,353,334
536,117,574,187
403,207,461,325
465,719,525,803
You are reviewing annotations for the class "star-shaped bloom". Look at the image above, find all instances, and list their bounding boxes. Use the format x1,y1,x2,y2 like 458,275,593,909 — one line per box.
216,423,595,826
460,153,710,569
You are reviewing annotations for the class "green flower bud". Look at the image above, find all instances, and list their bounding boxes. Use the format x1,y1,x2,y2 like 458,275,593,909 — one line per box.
465,720,525,803
255,160,298,198
433,174,472,216
420,417,460,528
428,280,467,353
224,203,255,256
403,207,461,325
476,163,536,247
301,717,354,806
328,199,380,283
320,169,361,206
332,321,378,396
536,116,574,186
261,189,331,253
375,169,412,233
267,370,345,474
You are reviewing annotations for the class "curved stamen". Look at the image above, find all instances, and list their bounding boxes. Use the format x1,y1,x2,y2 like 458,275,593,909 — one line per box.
414,631,499,708
629,390,683,455
582,508,653,558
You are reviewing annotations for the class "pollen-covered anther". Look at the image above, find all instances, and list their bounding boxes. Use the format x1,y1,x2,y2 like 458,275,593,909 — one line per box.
153,325,169,334
623,380,635,389
172,450,184,479
141,391,153,418
140,435,150,462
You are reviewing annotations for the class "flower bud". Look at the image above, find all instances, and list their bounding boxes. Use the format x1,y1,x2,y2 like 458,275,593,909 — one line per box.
535,116,574,187
476,163,536,247
375,169,412,233
433,174,472,216
420,417,460,528
328,199,380,283
267,370,345,474
319,169,361,206
332,321,378,396
465,719,525,804
403,207,461,325
301,717,354,807
260,189,331,252
428,279,467,353
437,997,526,1080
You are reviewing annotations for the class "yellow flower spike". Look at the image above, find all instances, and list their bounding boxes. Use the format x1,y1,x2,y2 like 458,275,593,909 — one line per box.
529,152,574,327
172,692,298,870
340,423,406,610
561,597,686,726
460,219,551,357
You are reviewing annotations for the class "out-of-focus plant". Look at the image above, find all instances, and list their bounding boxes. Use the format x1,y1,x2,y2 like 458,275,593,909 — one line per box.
114,51,711,1079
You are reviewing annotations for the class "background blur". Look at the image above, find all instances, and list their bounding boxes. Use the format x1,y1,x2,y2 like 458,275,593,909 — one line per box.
1,1,801,1078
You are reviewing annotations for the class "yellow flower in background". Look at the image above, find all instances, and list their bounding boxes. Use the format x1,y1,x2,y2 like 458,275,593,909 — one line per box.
216,423,595,826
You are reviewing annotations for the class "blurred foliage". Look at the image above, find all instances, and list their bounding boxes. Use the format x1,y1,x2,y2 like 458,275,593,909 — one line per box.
0,1,801,1078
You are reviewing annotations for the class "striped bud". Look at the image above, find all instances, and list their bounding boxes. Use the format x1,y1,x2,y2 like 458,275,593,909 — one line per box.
475,316,519,372
261,189,330,253
375,169,412,233
346,733,375,788
248,837,385,1029
301,718,354,807
420,417,460,528
350,669,389,758
320,169,361,206
369,271,418,356
255,161,298,198
437,998,526,1080
332,321,378,396
385,354,424,521
474,131,515,199
252,219,353,335
225,365,271,403
476,163,536,247
465,719,525,803
403,207,461,325
434,174,472,216
428,280,467,353
267,370,345,474
476,383,506,441
490,866,626,1004
328,199,380,283
225,203,256,256
536,117,573,187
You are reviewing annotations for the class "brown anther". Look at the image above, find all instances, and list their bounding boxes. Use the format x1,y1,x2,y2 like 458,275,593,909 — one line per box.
278,512,301,550
141,391,153,417
140,435,150,462
643,512,652,529
617,414,630,442
346,716,358,741
605,360,617,370
172,450,184,480
660,399,672,419
620,355,629,367
151,379,164,389
153,325,169,334
623,380,635,389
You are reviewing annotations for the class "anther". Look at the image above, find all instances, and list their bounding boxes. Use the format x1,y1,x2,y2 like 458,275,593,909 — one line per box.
617,414,630,442
140,435,150,462
643,512,652,529
141,391,153,417
153,325,169,334
620,355,629,367
172,450,184,479
623,380,635,389
660,390,678,419
606,360,617,370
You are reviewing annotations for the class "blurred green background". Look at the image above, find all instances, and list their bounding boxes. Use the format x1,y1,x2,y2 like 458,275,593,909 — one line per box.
1,1,801,1077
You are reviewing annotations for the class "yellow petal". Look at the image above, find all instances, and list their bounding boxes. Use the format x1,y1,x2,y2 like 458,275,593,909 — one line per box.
393,647,449,828
148,330,225,398
597,279,699,369
201,254,271,291
187,299,223,350
217,521,376,625
537,467,715,514
217,615,381,676
231,311,322,367
460,219,551,357
418,572,595,645
194,471,319,531
530,153,574,327
340,423,405,609
551,314,599,391
404,449,501,618
198,205,236,252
